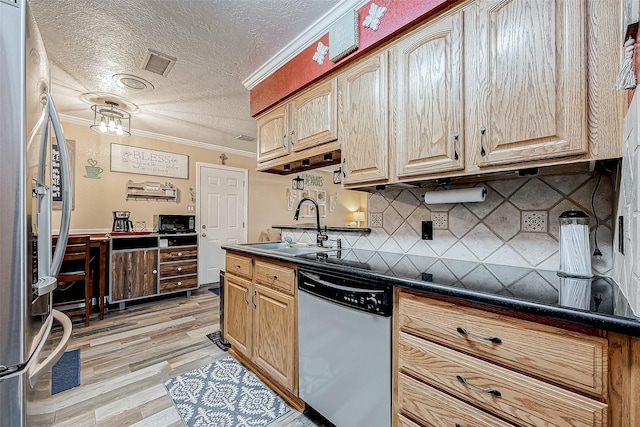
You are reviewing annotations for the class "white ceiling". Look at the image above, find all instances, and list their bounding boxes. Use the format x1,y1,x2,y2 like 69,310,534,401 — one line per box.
29,0,362,155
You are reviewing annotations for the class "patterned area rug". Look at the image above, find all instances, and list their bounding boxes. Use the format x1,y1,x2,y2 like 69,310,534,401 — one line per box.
164,356,291,426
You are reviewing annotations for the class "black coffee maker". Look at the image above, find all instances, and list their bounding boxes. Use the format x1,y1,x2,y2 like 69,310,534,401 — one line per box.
112,211,133,232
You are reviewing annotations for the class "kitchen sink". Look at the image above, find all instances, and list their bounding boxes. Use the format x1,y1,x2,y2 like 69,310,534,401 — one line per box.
239,242,330,256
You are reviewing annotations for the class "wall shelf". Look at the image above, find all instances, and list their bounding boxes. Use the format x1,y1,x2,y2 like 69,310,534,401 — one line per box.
126,180,178,202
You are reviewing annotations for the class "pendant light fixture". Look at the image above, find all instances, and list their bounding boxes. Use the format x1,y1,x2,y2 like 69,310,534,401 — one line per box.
90,101,131,136
292,175,304,190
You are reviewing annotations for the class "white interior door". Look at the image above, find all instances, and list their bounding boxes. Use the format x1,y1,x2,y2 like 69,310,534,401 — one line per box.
197,163,247,285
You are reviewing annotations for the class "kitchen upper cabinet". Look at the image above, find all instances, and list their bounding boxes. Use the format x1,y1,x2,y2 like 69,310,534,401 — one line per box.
466,0,587,167
392,7,465,179
339,51,389,186
257,103,289,163
290,78,337,152
256,77,340,173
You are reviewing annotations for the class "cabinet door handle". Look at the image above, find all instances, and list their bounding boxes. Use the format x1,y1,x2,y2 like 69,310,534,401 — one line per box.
480,126,486,157
265,273,278,280
290,130,295,145
456,375,501,396
454,131,459,161
252,290,257,308
342,158,347,177
455,424,464,427
244,288,249,305
152,269,157,275
283,133,287,149
456,327,502,344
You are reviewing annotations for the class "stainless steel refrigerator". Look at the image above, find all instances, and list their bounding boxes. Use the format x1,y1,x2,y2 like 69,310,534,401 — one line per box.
0,0,74,425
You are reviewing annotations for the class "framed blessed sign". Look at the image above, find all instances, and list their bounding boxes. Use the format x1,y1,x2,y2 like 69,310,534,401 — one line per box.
110,143,189,179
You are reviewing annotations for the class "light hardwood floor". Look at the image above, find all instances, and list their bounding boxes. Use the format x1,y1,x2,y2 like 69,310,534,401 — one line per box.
30,288,322,427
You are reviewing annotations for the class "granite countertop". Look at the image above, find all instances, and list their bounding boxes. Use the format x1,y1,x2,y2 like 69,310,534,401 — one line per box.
222,244,640,336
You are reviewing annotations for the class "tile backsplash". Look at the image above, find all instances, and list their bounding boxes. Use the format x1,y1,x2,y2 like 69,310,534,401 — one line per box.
285,172,614,278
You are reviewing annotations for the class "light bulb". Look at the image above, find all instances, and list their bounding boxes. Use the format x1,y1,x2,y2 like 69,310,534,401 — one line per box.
108,116,116,131
99,116,107,133
116,119,123,132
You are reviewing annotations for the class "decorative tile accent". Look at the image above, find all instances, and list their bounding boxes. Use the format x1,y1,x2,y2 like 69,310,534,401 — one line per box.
432,212,448,229
522,211,548,232
369,212,383,227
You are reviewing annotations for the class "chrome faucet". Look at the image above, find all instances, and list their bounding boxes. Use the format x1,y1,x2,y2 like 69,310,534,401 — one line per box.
293,197,328,247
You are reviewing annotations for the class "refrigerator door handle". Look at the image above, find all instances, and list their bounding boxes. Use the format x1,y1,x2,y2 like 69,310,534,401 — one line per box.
0,314,53,380
28,310,72,387
47,96,72,277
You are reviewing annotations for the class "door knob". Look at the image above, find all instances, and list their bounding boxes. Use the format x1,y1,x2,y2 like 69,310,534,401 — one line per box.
202,233,206,237
202,224,206,229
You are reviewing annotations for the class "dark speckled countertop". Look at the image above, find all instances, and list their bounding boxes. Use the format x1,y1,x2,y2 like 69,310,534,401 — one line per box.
222,244,640,336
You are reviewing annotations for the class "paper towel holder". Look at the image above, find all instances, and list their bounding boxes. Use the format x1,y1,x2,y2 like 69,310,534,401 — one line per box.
423,187,487,205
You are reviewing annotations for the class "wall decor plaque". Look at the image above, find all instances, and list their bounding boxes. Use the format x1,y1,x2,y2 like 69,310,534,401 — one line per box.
329,10,359,62
110,143,189,179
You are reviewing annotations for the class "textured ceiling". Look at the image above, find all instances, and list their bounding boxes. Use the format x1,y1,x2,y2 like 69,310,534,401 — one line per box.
28,0,346,154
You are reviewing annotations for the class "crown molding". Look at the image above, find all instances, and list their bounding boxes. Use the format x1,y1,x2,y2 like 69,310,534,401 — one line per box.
242,0,368,90
59,114,257,159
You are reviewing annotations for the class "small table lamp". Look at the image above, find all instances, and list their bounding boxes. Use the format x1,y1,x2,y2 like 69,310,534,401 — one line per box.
353,211,365,227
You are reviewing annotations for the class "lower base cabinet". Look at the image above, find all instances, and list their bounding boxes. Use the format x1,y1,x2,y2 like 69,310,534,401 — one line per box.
110,249,158,301
224,252,298,399
394,290,617,427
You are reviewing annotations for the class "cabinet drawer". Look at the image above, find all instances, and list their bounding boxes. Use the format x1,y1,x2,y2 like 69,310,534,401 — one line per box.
159,260,197,278
254,261,295,294
398,292,607,396
397,373,514,427
160,247,197,262
398,332,607,427
226,253,253,279
159,275,198,293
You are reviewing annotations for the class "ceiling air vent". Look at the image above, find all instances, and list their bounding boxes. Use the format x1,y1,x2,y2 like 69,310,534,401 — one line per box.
140,49,177,77
235,134,256,142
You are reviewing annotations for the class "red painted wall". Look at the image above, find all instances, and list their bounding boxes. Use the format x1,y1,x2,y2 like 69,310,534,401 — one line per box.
249,0,456,116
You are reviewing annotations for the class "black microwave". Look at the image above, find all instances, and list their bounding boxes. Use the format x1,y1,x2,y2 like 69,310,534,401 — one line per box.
154,214,196,234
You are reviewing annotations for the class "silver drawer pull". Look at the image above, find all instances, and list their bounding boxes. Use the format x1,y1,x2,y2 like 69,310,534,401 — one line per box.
456,375,501,397
266,273,278,280
456,327,502,344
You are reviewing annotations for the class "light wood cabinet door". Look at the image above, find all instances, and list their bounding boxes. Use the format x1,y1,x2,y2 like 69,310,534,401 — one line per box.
257,103,290,162
393,8,465,179
111,249,158,301
224,274,252,358
252,284,296,393
466,0,587,167
290,78,337,152
339,52,389,185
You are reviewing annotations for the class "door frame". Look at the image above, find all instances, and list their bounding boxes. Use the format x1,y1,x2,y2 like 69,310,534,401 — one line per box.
196,162,249,285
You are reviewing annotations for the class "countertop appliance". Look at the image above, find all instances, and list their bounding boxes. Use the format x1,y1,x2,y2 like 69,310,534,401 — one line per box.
112,210,133,232
0,1,74,425
298,268,392,427
154,214,196,234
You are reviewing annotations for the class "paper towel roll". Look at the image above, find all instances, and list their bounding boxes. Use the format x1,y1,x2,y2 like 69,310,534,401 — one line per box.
424,187,487,204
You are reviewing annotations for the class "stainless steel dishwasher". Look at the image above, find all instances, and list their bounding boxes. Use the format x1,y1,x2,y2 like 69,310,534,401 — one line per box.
298,268,392,427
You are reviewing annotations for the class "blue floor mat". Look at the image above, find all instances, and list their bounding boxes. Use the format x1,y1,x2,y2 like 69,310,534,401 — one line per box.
51,349,80,394
208,287,220,296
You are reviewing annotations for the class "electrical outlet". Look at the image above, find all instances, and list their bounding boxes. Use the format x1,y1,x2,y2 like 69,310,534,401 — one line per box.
187,205,195,212
422,221,433,240
618,215,624,254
